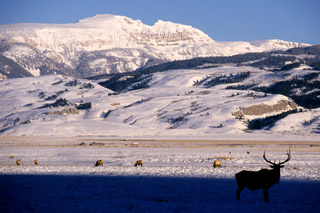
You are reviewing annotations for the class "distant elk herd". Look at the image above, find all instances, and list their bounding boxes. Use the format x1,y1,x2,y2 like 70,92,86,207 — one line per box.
12,158,144,168
9,149,291,202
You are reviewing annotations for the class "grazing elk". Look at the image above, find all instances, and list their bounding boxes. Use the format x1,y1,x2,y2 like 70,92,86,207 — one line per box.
16,159,21,166
235,150,291,203
95,160,103,167
134,160,143,167
213,160,221,168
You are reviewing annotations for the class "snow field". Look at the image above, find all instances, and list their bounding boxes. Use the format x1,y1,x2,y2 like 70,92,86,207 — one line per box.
1,142,319,180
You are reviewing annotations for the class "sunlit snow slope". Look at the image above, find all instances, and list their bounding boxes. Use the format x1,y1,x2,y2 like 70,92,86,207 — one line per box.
0,65,319,139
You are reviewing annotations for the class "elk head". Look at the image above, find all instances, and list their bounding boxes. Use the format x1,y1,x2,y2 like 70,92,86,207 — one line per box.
263,150,291,183
263,150,291,169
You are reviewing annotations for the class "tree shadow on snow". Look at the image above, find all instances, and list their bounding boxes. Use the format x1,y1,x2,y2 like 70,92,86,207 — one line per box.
0,175,319,212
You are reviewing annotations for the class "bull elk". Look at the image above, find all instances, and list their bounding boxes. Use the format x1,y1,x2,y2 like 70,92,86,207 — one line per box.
235,150,291,202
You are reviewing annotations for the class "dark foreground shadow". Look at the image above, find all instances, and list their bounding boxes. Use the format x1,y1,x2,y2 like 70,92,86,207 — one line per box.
0,175,319,212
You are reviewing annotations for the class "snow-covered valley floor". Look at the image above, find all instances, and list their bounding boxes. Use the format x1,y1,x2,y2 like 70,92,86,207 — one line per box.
0,136,319,212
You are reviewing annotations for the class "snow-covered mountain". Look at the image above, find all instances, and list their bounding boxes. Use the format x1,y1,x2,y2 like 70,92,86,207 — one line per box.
1,65,319,139
0,14,310,78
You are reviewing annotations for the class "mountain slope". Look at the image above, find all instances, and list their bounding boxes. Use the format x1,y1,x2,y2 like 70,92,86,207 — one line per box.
1,65,319,139
0,14,310,78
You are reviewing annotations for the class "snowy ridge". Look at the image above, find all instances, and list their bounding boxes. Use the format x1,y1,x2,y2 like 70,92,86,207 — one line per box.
0,65,319,139
0,14,310,77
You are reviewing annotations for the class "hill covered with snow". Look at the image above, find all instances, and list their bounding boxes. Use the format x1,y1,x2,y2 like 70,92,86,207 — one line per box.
1,64,319,139
0,14,310,78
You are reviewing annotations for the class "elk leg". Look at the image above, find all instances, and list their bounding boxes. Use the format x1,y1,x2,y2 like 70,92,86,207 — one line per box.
263,188,269,203
236,186,244,200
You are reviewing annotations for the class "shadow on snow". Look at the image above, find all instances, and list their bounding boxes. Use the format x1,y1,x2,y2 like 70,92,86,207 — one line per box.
0,175,319,212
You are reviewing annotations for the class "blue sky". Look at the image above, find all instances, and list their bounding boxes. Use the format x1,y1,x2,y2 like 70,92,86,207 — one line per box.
0,0,319,44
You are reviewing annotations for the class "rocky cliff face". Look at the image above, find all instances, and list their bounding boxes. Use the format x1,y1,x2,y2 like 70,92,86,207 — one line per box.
0,14,310,78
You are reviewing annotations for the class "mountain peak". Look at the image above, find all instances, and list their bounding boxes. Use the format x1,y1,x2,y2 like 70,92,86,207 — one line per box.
250,39,310,50
153,19,175,26
0,14,311,78
77,14,143,27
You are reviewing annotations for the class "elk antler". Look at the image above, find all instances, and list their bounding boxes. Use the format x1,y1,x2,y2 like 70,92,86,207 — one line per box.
263,151,275,165
279,150,291,165
263,150,291,165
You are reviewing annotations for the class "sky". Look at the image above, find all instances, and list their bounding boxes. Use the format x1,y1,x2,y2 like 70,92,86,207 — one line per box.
0,0,319,44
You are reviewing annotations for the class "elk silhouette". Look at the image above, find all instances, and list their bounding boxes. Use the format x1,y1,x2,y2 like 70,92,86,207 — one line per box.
235,150,291,202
